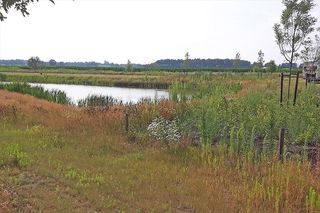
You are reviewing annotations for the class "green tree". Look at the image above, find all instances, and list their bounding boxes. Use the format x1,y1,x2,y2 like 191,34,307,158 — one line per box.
49,59,57,66
27,56,42,69
265,60,278,72
233,52,241,69
257,50,265,68
126,60,133,72
274,0,317,101
0,0,54,21
183,52,190,68
301,28,320,65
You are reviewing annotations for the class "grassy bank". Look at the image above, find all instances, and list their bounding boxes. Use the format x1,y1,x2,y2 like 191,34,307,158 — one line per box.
1,73,320,212
0,82,71,104
0,71,174,89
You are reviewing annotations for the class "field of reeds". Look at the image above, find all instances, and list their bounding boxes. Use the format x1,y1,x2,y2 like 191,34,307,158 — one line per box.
0,67,288,89
1,71,320,212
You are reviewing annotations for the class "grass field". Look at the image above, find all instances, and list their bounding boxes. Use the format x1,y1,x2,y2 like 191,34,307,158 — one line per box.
1,71,320,212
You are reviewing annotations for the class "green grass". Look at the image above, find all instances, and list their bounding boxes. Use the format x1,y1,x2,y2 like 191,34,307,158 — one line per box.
0,82,71,104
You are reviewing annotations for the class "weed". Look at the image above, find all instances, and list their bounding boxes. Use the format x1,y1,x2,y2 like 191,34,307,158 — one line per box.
0,144,30,168
306,187,320,211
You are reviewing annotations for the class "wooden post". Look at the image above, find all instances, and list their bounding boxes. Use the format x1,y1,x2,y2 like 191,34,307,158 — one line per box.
293,72,299,106
308,146,318,171
278,128,285,161
280,73,284,105
254,135,264,157
306,77,308,88
12,105,17,120
125,113,129,133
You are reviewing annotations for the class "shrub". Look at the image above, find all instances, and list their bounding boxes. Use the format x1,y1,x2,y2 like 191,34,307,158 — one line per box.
147,116,181,145
78,95,121,107
0,73,7,81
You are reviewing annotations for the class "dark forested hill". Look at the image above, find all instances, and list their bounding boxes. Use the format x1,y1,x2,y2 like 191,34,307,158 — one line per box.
1,58,255,69
150,58,252,69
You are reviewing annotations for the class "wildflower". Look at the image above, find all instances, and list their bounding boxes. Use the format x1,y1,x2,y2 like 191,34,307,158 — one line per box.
147,117,181,143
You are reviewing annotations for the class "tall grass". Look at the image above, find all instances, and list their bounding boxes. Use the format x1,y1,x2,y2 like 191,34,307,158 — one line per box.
78,95,121,107
0,82,71,104
175,83,320,151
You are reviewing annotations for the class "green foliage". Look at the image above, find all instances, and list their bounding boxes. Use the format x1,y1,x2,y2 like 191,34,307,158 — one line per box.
126,60,133,72
78,95,121,107
27,56,44,70
233,52,241,69
171,74,320,157
274,0,316,67
301,28,320,64
64,166,105,187
0,0,55,21
0,143,30,168
257,50,265,68
0,82,71,104
265,60,278,72
0,73,7,81
306,187,320,211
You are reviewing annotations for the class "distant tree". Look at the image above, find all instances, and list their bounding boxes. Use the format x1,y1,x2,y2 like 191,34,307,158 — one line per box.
233,52,241,69
0,0,55,21
49,59,57,66
257,50,265,68
183,52,190,68
274,0,317,101
126,60,133,72
265,60,278,72
300,28,320,65
27,56,42,69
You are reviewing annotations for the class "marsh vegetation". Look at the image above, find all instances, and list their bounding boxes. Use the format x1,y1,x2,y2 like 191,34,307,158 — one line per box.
1,72,320,212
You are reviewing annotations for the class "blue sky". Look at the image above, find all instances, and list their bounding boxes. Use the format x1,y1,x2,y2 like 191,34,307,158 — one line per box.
0,0,319,64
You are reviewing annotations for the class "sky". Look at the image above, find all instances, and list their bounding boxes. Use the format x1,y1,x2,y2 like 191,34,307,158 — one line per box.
0,0,319,64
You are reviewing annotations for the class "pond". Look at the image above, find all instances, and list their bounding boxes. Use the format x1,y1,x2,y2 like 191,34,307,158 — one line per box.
29,83,170,104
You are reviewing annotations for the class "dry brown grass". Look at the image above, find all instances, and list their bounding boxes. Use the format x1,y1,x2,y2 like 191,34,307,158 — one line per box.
1,90,320,212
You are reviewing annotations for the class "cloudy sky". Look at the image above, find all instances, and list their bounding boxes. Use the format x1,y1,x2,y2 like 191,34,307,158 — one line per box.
0,0,319,64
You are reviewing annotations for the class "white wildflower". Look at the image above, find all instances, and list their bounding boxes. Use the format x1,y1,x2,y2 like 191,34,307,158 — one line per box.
147,117,181,143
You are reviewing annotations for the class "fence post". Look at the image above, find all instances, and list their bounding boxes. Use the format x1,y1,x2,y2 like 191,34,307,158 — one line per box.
293,72,299,106
278,128,285,161
305,77,308,88
280,73,284,105
125,113,129,133
308,146,318,171
12,105,17,120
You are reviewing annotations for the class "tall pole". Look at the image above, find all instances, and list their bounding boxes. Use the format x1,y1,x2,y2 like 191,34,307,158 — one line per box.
293,72,299,106
280,73,284,105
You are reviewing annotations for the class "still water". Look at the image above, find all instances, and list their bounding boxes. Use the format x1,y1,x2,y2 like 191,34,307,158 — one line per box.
29,83,169,104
